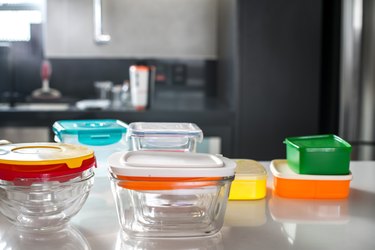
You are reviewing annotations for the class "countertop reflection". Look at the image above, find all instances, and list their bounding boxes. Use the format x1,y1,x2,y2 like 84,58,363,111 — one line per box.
0,161,375,249
116,231,223,250
0,225,90,250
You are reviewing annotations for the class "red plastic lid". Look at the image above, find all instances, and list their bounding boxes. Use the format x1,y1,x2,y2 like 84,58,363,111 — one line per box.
0,143,95,181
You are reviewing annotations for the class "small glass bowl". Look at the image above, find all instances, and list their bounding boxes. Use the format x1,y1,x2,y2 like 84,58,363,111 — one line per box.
0,168,94,230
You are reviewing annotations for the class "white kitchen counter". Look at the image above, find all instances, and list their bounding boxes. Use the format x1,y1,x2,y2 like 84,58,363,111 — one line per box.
0,161,375,250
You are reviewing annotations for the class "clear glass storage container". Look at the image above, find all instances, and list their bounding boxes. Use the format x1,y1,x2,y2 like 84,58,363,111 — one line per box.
0,143,95,230
126,122,203,152
108,151,236,238
53,119,128,176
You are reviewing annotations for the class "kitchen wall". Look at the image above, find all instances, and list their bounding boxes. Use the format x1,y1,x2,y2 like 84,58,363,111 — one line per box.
45,0,218,59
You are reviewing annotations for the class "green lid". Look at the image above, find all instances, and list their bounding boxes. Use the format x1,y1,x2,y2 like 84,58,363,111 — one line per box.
284,134,352,152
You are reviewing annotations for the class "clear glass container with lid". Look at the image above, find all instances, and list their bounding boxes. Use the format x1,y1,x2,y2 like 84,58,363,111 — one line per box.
0,143,96,230
108,150,236,238
52,119,129,176
126,122,203,152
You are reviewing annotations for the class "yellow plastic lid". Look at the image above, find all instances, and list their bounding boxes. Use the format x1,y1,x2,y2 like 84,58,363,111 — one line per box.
0,143,94,169
233,159,267,180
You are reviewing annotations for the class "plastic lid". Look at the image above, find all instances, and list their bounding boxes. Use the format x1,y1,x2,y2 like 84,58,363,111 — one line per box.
284,134,352,152
0,143,95,180
53,119,128,146
270,160,352,180
130,65,150,71
109,151,235,178
126,122,203,142
234,159,267,180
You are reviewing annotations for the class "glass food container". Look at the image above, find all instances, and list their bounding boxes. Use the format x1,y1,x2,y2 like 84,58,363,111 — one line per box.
0,143,95,230
228,159,267,200
284,134,352,175
270,160,352,199
108,151,236,238
53,119,128,176
126,122,203,152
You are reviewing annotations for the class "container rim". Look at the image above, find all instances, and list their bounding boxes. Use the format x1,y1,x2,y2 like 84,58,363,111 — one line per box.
270,159,352,181
109,173,234,191
0,170,95,187
126,122,203,142
108,151,236,178
52,119,128,135
284,134,352,151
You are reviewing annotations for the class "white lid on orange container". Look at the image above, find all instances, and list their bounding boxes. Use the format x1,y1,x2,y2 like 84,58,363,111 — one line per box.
234,159,267,180
108,151,236,178
270,160,352,180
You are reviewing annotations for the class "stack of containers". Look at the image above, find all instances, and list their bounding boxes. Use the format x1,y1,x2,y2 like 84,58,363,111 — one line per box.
0,143,95,230
271,134,353,199
52,119,129,176
108,122,237,237
126,122,268,200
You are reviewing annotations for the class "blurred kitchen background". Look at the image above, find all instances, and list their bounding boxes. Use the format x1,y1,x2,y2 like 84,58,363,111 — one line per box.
0,0,374,160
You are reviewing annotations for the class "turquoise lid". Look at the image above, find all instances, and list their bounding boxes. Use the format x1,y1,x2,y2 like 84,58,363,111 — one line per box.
52,119,128,146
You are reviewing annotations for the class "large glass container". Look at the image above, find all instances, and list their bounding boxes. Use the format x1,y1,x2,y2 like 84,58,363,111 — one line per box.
109,151,235,237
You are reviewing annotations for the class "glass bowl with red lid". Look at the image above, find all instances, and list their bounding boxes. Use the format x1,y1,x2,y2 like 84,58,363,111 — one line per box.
0,143,96,230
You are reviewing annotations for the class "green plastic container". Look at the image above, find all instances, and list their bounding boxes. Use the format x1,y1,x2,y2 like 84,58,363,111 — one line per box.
284,134,352,175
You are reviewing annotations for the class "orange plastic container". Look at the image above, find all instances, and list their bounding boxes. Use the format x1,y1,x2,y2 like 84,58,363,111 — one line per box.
270,160,352,199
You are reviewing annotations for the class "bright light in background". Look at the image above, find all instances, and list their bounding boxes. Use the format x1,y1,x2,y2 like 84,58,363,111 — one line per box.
353,0,363,31
0,0,42,42
0,0,42,5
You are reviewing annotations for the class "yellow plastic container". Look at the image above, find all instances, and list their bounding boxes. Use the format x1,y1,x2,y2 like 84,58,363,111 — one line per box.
228,159,267,200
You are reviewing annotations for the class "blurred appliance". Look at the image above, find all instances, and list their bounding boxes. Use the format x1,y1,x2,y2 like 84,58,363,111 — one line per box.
129,65,155,110
340,0,375,160
94,81,113,100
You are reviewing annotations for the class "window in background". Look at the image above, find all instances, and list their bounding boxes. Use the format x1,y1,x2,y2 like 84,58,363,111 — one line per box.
0,0,42,42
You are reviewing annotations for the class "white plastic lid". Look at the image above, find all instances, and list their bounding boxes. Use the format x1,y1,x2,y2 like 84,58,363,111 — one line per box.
108,151,236,178
270,159,352,180
126,122,203,142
